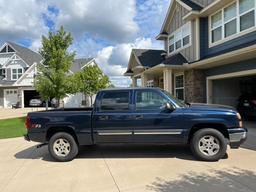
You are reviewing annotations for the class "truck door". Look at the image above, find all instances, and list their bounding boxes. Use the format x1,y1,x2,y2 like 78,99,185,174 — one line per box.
92,90,133,143
132,89,184,143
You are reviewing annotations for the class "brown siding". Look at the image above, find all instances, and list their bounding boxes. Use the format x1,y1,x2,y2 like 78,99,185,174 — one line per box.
168,3,189,34
192,0,216,7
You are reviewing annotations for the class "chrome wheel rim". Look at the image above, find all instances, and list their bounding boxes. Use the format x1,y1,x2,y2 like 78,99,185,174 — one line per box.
198,135,220,156
53,138,71,157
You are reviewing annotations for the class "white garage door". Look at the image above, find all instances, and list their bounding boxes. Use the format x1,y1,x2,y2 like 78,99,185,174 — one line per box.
4,89,18,108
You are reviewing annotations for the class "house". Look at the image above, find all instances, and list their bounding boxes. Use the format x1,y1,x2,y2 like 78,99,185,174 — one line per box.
125,0,256,107
0,41,97,108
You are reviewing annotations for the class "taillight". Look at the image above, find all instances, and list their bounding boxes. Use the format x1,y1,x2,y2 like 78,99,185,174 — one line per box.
25,115,30,129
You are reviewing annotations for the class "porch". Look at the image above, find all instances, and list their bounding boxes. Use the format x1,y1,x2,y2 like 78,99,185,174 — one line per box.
131,66,185,100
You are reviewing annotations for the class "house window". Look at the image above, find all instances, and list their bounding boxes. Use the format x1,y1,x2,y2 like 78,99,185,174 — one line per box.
211,11,223,42
175,74,184,101
210,0,256,44
224,3,237,37
168,22,191,54
12,68,23,80
0,69,6,76
168,36,175,53
0,45,15,53
146,80,154,87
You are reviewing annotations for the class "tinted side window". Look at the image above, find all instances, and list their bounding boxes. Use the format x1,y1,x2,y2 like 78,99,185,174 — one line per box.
136,90,168,110
100,91,130,111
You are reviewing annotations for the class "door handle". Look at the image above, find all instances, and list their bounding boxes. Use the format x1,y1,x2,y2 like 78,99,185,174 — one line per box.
134,115,143,120
99,115,109,121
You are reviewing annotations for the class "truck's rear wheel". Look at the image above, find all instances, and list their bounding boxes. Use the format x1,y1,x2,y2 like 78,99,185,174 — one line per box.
48,132,78,162
190,128,227,161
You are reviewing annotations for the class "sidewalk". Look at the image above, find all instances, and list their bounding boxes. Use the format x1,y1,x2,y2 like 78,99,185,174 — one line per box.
0,108,47,119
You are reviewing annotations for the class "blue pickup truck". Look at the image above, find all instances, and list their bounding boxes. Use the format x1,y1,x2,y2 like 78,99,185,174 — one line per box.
25,88,247,162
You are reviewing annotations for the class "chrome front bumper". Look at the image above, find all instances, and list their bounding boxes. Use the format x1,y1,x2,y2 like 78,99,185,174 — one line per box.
228,128,247,149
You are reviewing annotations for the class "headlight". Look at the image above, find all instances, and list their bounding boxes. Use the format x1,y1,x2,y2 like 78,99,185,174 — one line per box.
237,113,243,128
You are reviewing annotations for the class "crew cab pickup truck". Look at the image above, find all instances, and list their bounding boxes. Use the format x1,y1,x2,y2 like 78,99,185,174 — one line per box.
25,88,247,162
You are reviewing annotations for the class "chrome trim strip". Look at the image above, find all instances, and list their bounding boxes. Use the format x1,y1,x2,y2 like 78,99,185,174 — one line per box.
98,132,132,136
134,129,183,135
134,132,182,135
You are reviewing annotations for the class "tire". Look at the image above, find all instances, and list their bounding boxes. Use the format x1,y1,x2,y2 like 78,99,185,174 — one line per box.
190,128,227,161
48,132,78,162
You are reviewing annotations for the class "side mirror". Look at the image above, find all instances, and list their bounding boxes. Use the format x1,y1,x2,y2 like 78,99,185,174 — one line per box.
165,103,175,111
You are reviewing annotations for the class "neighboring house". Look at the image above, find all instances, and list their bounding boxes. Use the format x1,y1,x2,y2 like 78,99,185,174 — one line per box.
125,0,256,107
64,58,97,108
0,41,97,108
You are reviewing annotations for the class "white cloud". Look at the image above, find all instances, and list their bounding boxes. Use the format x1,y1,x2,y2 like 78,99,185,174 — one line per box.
95,37,163,87
51,0,139,43
0,0,48,44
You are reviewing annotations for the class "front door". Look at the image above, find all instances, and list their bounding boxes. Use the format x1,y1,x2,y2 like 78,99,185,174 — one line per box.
133,89,184,143
92,90,133,143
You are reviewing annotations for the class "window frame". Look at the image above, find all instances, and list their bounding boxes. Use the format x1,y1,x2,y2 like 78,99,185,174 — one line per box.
174,73,185,101
99,91,131,112
11,68,23,81
209,0,256,47
168,22,192,55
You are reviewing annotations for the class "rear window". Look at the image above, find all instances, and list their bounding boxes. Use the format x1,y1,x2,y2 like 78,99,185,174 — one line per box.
100,91,130,111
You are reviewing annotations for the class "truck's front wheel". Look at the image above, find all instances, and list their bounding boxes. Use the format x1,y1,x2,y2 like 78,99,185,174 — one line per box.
190,128,227,161
48,132,78,162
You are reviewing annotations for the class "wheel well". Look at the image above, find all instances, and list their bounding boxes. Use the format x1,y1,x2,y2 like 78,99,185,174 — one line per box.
46,126,79,144
188,123,229,142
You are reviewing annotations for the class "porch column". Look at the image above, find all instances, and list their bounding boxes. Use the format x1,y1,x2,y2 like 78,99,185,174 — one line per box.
141,73,147,87
132,77,137,87
163,69,173,94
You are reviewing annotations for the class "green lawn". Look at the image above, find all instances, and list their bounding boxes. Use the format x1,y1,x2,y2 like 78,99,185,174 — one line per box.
0,117,27,139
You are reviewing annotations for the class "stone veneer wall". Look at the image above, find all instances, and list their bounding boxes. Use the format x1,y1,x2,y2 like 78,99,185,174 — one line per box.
185,69,206,103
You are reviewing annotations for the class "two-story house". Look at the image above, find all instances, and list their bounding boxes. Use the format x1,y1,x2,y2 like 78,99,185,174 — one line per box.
0,41,97,108
125,0,256,107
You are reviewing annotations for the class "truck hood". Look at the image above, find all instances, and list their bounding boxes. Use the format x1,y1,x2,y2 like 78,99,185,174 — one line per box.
188,103,236,112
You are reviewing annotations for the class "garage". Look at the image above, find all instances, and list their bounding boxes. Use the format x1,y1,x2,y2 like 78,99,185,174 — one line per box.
4,89,18,108
211,76,256,107
23,90,41,107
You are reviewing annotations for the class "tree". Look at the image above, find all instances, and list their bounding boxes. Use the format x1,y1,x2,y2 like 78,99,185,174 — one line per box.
35,26,75,108
75,65,110,106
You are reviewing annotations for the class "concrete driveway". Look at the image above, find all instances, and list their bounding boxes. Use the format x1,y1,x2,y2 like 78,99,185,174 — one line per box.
0,124,256,192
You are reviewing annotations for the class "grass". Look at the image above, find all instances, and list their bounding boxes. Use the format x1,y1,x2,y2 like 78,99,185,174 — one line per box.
0,117,27,139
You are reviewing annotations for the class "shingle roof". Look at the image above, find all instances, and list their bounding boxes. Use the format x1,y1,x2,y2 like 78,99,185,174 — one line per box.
180,0,203,11
7,42,43,66
133,49,166,68
163,53,188,65
70,58,94,73
0,76,14,85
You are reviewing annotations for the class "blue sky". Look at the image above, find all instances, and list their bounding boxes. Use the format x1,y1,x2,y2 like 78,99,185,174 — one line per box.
0,0,171,87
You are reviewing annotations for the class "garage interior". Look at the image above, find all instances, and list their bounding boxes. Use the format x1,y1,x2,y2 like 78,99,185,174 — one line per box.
23,90,41,107
212,76,256,107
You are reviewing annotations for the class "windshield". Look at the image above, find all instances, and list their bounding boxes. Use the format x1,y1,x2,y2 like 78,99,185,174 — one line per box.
162,90,187,108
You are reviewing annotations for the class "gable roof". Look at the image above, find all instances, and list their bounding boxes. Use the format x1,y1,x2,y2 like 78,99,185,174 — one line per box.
179,0,203,11
70,58,94,73
163,53,188,65
7,42,43,66
157,0,203,40
133,49,166,68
